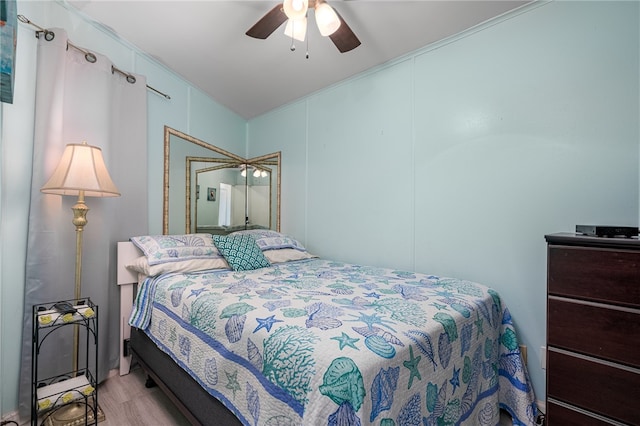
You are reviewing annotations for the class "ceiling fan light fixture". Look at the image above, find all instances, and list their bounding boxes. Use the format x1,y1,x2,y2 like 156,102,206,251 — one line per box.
284,17,307,42
246,0,360,53
314,2,341,37
283,0,308,20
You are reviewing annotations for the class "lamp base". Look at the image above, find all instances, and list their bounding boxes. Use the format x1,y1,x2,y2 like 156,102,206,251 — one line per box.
43,402,105,426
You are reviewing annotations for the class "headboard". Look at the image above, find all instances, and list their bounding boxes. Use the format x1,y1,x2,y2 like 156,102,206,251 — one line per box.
117,241,142,375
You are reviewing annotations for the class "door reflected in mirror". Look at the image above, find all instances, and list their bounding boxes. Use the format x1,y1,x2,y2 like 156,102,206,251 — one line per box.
163,126,280,235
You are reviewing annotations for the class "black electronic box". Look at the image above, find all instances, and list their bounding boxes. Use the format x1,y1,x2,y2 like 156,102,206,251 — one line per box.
576,225,639,238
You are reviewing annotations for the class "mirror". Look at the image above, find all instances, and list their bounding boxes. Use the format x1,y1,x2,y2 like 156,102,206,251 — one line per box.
163,126,281,235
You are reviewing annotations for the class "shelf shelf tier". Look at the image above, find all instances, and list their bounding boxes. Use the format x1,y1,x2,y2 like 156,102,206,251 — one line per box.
36,375,95,413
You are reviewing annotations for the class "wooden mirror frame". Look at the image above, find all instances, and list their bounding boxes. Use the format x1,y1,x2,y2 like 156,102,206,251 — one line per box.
163,126,281,234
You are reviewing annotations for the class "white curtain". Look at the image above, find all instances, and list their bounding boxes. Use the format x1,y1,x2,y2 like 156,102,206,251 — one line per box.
19,29,148,415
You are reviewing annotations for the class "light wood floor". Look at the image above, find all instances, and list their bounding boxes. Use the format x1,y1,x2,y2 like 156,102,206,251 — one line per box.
96,367,189,426
14,366,514,425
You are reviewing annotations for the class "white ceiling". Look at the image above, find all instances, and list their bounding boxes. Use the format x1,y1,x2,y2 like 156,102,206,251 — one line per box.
67,1,530,119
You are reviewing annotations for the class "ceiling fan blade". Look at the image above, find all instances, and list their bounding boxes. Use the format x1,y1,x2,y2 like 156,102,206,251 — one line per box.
246,4,288,39
329,11,361,53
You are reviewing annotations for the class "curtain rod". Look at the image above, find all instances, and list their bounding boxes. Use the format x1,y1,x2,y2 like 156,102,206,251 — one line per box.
18,15,171,100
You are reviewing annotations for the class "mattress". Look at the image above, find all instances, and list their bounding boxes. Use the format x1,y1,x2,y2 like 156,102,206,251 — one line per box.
130,258,537,425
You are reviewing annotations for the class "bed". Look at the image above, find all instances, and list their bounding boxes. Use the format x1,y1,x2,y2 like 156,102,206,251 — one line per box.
116,231,538,426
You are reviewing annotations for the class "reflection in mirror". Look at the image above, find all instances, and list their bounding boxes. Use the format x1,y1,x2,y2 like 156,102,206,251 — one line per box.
163,126,281,235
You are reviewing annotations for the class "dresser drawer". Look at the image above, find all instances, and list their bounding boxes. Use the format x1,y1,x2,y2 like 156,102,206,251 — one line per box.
547,349,640,425
546,401,613,426
548,297,640,368
548,246,640,308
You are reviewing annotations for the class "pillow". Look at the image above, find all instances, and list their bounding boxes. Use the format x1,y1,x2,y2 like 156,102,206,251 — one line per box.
213,234,271,271
229,229,284,239
126,256,230,276
130,234,221,266
230,230,307,252
263,249,317,264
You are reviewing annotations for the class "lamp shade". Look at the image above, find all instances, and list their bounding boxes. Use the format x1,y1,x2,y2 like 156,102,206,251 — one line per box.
315,2,341,36
283,0,308,20
41,142,120,197
284,17,307,42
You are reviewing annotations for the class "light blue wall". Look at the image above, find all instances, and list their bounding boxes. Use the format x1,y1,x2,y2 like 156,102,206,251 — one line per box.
248,0,640,405
0,1,245,416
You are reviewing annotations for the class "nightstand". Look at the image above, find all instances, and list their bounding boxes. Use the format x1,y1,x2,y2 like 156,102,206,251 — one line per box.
31,298,103,426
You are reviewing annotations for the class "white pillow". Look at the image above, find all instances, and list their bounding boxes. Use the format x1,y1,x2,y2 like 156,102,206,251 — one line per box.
126,255,229,276
263,249,317,264
230,230,307,251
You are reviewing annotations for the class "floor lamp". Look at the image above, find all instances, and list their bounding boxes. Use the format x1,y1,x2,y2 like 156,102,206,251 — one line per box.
41,142,120,425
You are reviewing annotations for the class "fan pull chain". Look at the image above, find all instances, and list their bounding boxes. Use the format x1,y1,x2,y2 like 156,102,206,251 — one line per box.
304,12,309,58
289,18,296,51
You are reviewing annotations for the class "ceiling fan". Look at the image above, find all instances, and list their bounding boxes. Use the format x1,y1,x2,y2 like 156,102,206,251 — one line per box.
246,0,361,53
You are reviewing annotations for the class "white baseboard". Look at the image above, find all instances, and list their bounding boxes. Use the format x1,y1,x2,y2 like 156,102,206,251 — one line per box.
536,399,546,415
1,409,25,425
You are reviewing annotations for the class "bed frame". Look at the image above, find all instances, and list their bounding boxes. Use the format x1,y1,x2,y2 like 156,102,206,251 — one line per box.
117,242,241,426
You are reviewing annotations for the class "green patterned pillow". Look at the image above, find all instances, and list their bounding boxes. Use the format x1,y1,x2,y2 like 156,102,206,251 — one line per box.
213,234,271,271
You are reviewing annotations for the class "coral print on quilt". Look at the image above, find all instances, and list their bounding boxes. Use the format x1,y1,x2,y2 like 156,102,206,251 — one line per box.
130,257,538,426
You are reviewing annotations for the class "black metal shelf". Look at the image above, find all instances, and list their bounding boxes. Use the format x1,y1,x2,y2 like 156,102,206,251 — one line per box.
31,298,100,426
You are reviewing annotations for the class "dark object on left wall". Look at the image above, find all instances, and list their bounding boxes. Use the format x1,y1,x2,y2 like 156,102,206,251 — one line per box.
1,0,18,104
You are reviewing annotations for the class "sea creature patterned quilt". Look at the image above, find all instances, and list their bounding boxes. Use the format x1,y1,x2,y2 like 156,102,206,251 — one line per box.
130,258,537,426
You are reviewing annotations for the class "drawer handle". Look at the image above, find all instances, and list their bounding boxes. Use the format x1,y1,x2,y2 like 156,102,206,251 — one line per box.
548,347,640,374
548,295,640,315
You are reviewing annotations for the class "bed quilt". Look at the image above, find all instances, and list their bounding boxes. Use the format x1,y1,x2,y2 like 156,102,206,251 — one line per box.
130,258,537,425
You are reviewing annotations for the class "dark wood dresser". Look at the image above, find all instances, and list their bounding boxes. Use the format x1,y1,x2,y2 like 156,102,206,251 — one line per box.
545,233,640,425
